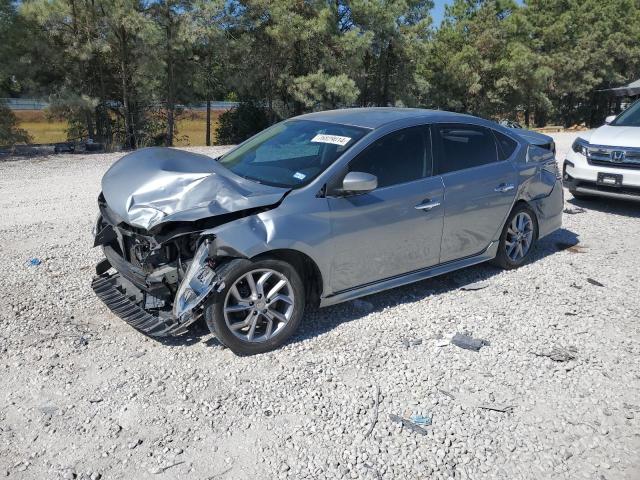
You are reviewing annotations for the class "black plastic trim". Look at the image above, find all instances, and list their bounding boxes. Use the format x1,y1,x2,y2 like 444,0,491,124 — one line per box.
92,273,187,337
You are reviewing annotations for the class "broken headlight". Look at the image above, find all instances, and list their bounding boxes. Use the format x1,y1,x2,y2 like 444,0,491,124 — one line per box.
173,238,223,321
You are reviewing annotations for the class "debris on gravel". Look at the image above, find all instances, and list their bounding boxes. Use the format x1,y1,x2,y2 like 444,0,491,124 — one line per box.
476,404,514,414
460,280,490,291
531,346,578,362
451,333,490,351
362,385,380,440
409,413,432,426
1,134,639,479
563,206,586,214
587,277,605,287
400,337,422,348
388,414,429,436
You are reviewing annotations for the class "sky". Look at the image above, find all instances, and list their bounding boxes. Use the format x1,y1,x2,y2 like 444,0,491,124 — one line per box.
431,0,452,25
431,0,524,26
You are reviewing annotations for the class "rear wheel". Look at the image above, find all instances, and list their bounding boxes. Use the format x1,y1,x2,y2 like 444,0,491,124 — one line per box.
493,204,538,270
204,258,305,355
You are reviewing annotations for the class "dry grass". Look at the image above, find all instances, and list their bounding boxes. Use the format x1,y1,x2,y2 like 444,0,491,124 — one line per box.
175,110,222,146
14,109,222,146
14,110,68,144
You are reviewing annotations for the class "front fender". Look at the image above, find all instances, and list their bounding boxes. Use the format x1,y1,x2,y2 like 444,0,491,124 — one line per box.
173,196,332,319
202,205,333,293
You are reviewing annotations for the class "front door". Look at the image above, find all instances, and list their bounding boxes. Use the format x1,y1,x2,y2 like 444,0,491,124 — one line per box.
433,123,518,263
327,125,445,293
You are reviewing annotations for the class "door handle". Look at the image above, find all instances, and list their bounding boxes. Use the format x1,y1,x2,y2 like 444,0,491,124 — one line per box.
415,200,441,211
494,183,515,193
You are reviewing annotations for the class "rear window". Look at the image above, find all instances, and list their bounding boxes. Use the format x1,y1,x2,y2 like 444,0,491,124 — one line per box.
435,124,498,174
494,131,518,160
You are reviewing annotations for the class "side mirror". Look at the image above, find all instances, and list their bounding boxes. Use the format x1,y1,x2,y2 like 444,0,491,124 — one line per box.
605,115,616,125
341,171,377,195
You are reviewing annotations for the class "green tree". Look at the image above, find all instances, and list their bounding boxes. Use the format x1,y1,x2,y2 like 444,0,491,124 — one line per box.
150,0,198,146
0,102,32,147
0,0,32,146
215,101,268,144
344,0,433,107
21,0,113,143
11,0,639,147
21,0,169,148
524,0,640,127
225,1,365,119
187,0,227,146
101,0,162,148
421,0,521,117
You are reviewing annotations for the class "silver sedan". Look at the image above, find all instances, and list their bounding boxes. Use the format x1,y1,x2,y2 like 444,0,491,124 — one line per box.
92,108,563,354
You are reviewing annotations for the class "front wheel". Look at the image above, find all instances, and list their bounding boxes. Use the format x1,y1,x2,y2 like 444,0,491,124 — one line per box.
204,258,305,355
492,204,538,270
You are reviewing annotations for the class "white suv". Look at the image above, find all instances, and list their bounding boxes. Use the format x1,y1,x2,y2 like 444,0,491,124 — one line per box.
564,99,640,202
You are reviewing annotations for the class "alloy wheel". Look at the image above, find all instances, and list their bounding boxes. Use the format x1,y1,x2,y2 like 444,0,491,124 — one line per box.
223,268,295,343
505,212,534,261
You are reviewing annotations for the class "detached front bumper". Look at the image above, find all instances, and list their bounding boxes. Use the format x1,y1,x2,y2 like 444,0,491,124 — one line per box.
92,240,226,337
92,272,192,337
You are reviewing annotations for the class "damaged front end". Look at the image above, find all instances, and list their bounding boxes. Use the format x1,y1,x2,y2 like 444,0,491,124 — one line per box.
91,200,227,336
91,147,289,337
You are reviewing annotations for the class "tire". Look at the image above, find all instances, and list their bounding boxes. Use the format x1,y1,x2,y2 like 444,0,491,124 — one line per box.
492,203,539,270
204,258,305,355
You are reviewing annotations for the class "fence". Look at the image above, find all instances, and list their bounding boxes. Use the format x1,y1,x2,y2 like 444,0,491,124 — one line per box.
2,98,50,110
2,98,239,111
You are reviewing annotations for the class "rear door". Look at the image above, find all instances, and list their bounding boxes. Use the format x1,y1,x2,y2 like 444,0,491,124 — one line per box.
433,123,517,263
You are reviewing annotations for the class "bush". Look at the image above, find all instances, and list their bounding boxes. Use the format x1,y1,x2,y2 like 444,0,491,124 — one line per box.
215,101,270,145
0,103,32,147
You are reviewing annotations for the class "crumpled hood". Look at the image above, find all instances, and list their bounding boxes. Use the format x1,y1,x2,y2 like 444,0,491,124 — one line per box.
102,147,289,230
587,125,640,148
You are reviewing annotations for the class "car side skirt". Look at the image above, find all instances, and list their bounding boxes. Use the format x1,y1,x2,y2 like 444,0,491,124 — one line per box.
319,242,499,307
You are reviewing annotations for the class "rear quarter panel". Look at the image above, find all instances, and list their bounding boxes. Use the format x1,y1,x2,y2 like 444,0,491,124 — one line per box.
514,146,563,238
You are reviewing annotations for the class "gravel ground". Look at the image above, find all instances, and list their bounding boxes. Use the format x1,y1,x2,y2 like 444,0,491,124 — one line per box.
1,135,639,480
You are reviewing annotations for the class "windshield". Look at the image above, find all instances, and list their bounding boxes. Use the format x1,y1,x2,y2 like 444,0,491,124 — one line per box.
611,100,640,127
218,120,369,188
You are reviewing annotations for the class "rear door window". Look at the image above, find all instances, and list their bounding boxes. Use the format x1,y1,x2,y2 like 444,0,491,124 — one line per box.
493,131,519,160
434,124,499,174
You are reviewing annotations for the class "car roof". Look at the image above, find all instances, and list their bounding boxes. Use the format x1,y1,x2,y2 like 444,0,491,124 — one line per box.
293,107,479,130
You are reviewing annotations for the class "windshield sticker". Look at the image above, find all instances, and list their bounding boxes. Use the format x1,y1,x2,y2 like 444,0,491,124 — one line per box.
293,172,306,180
311,134,352,146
